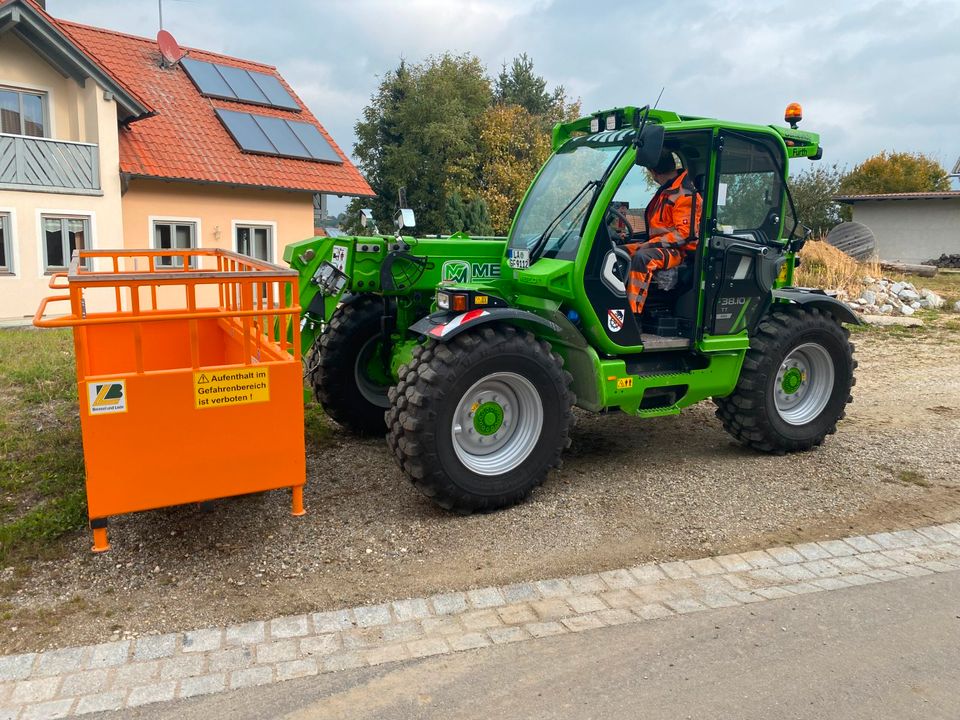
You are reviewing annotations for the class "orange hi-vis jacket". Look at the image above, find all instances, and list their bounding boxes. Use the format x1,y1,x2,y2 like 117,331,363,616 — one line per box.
643,170,702,250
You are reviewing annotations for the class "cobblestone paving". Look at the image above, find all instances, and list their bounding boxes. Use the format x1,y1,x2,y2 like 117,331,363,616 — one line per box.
3,523,960,718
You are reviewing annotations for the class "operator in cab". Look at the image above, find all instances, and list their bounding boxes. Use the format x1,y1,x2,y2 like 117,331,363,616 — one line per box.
622,149,702,317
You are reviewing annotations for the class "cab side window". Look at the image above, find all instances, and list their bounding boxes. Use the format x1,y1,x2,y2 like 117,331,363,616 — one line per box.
716,135,784,242
610,164,658,234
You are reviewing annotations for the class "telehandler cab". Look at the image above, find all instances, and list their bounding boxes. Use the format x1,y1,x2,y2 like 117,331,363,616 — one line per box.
286,104,858,513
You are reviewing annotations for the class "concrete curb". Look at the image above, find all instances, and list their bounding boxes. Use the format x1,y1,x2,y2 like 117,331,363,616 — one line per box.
2,522,960,718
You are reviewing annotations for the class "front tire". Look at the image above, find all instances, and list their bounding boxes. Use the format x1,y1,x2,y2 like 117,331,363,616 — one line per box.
311,297,391,436
715,307,856,453
386,325,574,513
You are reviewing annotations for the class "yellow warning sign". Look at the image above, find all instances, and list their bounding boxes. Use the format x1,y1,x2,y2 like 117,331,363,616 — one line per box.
616,377,633,390
194,367,270,409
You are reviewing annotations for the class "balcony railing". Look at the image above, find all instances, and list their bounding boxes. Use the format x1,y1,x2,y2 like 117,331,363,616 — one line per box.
0,133,101,195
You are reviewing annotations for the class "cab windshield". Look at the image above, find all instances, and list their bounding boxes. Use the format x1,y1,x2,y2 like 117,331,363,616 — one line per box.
509,144,622,261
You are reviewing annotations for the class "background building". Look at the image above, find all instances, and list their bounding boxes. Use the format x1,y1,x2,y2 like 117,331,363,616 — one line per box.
834,192,960,264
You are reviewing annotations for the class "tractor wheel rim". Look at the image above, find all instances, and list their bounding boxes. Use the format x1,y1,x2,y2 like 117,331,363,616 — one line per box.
774,342,835,425
451,372,543,476
354,337,391,409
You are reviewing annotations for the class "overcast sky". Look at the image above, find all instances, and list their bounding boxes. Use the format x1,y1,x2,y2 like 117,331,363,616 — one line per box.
50,0,960,207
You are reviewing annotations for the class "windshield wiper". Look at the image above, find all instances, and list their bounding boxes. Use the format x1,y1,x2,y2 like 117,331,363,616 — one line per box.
529,179,599,262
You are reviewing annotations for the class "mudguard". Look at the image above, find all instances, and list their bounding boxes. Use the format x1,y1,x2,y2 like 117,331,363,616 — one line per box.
410,308,559,341
772,287,862,325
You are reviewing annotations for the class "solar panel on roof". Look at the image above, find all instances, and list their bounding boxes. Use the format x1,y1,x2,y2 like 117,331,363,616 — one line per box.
249,73,300,111
215,109,343,164
288,121,342,164
216,64,269,105
182,58,301,111
215,109,275,154
181,57,234,98
255,114,309,158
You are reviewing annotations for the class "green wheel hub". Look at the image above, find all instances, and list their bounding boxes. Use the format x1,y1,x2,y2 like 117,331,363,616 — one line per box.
473,401,504,436
781,367,804,394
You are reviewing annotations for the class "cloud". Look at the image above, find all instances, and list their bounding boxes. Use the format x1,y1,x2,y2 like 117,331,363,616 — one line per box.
48,0,960,188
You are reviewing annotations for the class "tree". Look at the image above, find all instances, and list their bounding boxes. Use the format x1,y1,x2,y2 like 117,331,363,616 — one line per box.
353,53,579,236
448,104,552,234
494,53,580,129
839,151,950,195
353,55,491,234
445,192,493,236
788,164,847,236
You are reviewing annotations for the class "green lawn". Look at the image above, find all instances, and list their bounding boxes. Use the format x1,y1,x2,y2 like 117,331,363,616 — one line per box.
0,328,86,566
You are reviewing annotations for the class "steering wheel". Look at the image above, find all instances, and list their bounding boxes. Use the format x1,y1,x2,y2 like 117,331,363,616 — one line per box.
605,206,635,244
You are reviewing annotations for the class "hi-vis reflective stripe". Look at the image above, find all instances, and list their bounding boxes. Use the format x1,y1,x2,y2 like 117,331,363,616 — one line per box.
429,309,488,338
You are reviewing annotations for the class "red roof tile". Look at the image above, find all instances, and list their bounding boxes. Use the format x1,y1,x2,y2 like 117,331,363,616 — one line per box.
56,19,372,196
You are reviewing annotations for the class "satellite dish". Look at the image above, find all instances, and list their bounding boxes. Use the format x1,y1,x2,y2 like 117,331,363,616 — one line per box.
157,29,185,67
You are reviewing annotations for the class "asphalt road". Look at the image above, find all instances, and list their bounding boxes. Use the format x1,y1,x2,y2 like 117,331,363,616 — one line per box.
117,570,960,720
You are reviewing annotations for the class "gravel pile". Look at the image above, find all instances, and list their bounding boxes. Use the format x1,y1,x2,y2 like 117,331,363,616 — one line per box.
844,276,945,318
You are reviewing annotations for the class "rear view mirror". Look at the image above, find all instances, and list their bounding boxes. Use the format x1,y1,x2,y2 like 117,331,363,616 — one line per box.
395,208,416,230
634,124,665,167
360,208,374,228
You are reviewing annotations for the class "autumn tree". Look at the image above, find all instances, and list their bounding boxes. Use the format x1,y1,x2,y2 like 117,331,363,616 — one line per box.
447,104,553,234
839,151,950,195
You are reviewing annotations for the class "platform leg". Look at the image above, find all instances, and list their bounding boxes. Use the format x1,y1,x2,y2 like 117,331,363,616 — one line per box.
91,526,110,553
291,485,306,517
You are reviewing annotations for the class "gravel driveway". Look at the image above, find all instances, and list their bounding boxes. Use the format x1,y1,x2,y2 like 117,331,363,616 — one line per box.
3,322,959,653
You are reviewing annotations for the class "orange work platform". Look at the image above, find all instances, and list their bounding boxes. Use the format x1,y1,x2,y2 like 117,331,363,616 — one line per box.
34,249,306,552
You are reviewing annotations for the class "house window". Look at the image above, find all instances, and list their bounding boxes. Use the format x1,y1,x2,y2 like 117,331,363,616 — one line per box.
0,87,47,137
42,215,90,272
235,224,273,262
0,213,12,274
236,224,274,299
153,221,197,268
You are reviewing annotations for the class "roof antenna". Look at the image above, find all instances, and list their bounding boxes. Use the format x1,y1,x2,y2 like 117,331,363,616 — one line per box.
158,0,163,30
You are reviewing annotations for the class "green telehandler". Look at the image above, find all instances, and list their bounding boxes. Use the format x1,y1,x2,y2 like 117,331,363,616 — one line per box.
285,104,859,513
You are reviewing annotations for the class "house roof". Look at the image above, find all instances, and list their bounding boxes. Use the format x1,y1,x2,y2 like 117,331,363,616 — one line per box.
0,0,150,120
834,191,960,204
1,0,373,196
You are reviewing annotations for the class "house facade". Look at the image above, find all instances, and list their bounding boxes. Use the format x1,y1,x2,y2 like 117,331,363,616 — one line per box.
0,0,371,319
834,192,960,264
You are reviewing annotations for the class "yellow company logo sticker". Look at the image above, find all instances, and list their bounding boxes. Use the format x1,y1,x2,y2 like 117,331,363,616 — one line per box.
616,377,634,390
194,367,270,409
87,380,127,415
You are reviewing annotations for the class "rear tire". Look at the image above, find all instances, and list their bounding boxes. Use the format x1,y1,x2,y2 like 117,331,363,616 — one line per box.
311,297,390,436
386,325,574,513
714,307,856,453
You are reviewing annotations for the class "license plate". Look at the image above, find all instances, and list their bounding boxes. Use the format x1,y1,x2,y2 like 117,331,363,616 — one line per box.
508,248,530,270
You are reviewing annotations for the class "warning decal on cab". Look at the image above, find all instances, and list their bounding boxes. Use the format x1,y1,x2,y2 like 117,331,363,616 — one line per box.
87,379,127,415
194,367,270,409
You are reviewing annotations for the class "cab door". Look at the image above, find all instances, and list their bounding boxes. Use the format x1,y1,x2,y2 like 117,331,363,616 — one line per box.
702,132,788,336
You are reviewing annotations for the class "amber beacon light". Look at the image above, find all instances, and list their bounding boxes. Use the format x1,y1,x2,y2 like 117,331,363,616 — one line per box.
785,103,803,129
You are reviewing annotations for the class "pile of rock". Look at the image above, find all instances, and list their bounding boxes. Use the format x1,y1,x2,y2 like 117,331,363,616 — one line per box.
925,254,960,269
846,277,945,317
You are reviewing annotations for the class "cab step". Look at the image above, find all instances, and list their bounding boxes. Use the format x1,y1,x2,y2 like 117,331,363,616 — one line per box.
640,333,691,350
